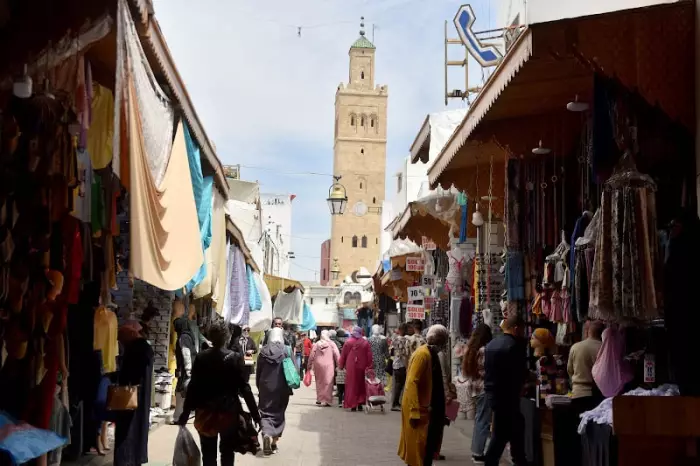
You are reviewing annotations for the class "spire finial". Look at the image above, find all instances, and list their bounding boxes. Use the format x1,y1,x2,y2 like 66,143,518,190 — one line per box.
359,16,365,36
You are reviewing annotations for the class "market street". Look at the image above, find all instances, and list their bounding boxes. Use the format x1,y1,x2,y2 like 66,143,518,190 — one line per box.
144,382,499,466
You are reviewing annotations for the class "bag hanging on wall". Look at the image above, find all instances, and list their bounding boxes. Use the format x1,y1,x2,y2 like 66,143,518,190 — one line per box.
106,385,139,411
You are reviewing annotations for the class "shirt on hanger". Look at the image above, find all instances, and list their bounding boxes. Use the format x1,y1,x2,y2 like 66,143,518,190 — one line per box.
93,306,118,373
87,83,114,170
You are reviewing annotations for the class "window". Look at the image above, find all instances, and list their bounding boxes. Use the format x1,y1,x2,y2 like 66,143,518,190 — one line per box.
350,115,355,126
323,269,327,281
361,235,368,248
371,118,375,128
372,197,376,204
361,71,365,79
360,182,363,189
397,174,403,193
310,297,314,305
376,238,378,245
360,148,364,155
325,298,329,305
361,116,365,127
352,235,358,248
352,292,361,302
344,292,352,304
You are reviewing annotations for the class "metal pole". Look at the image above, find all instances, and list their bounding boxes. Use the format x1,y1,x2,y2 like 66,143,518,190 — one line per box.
444,20,448,106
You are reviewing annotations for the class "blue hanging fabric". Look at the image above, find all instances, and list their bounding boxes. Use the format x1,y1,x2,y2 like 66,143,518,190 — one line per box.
299,302,316,331
180,123,214,293
247,265,262,311
458,192,468,243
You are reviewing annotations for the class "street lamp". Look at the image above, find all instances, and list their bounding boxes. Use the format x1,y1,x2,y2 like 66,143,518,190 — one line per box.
331,258,341,280
327,176,348,215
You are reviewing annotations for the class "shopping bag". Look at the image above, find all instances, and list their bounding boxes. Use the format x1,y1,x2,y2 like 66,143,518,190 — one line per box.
303,370,313,387
0,412,67,464
592,327,633,398
173,426,201,466
283,348,301,389
445,400,460,422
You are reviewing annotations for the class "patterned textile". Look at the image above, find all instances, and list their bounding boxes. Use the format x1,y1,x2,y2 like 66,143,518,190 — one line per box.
369,336,388,383
224,246,250,326
466,347,486,398
392,335,410,370
407,334,426,358
247,265,262,311
536,354,568,399
506,251,525,301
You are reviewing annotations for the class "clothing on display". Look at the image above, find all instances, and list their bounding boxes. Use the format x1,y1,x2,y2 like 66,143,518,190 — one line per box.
93,306,118,373
272,289,303,325
224,245,250,326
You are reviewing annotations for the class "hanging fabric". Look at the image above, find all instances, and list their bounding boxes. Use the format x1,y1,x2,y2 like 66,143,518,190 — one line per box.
249,272,272,332
246,265,262,311
299,303,316,332
224,245,250,326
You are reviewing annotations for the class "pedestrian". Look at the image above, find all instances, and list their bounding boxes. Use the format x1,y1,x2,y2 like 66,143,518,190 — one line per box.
483,313,528,466
113,321,154,466
172,316,197,422
391,324,410,411
332,329,348,407
295,332,304,372
433,328,457,462
397,324,448,466
369,324,389,384
338,326,373,411
408,320,427,358
462,323,493,463
256,327,291,456
308,330,340,406
568,320,604,413
238,326,257,380
177,320,261,466
302,332,313,376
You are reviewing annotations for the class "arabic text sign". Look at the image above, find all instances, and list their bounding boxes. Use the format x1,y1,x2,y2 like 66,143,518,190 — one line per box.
406,304,425,320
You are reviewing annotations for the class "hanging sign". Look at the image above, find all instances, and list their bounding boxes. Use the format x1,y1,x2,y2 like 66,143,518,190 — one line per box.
406,257,424,272
424,296,436,308
390,268,402,281
406,304,425,320
407,286,424,302
422,236,437,251
644,354,656,383
422,275,436,288
454,4,503,68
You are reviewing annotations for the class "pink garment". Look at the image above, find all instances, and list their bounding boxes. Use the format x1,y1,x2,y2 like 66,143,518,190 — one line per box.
338,336,373,409
592,327,633,397
309,340,339,404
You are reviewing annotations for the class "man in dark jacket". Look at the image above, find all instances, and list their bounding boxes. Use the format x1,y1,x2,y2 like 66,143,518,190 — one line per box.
483,313,528,466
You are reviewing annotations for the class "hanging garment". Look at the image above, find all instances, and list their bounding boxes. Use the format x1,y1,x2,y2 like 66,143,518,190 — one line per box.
592,328,633,397
224,246,249,326
127,94,203,290
247,265,262,311
194,193,227,301
70,149,93,223
272,289,303,324
299,303,316,332
249,272,272,332
86,83,114,170
93,306,118,373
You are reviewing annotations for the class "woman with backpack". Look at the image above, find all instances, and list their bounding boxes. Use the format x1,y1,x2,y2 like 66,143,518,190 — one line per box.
177,320,260,466
256,327,292,456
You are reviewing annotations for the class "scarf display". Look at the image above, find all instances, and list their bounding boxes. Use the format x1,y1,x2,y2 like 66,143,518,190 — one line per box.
224,245,250,326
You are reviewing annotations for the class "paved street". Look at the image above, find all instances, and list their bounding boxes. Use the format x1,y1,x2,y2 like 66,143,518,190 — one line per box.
146,383,478,466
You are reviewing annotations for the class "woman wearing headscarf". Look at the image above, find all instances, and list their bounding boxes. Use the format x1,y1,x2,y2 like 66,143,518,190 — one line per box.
338,326,373,411
331,329,348,406
113,321,154,466
398,324,448,466
308,330,340,407
369,324,389,384
256,327,291,456
178,320,261,466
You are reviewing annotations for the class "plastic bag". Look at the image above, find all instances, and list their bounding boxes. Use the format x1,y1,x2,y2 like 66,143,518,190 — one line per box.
0,412,67,464
283,348,301,389
303,370,313,387
592,327,633,397
173,426,201,466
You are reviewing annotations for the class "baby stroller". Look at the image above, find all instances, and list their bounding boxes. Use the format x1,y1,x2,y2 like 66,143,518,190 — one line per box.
364,369,387,414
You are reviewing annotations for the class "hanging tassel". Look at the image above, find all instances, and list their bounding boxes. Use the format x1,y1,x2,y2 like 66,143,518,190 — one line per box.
458,192,468,243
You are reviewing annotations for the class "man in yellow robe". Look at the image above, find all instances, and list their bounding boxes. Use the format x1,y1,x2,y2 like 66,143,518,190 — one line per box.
398,324,448,466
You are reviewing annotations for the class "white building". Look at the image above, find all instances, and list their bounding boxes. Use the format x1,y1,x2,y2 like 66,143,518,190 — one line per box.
260,193,294,278
301,283,339,328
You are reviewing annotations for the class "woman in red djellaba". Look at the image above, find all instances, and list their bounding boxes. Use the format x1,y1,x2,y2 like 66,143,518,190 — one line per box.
338,326,373,411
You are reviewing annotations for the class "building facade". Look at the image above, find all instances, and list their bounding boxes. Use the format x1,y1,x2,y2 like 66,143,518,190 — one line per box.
260,193,294,278
319,239,331,285
329,26,388,285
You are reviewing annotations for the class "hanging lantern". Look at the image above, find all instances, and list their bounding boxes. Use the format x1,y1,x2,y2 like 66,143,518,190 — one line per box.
532,140,551,155
472,202,485,227
13,64,32,99
327,176,348,215
331,258,341,280
566,95,589,112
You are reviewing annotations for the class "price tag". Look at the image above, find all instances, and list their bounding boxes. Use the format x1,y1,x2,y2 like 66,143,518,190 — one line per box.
422,236,436,251
390,268,402,281
421,275,435,288
406,257,424,272
424,296,436,307
644,353,655,383
406,304,425,320
407,286,424,302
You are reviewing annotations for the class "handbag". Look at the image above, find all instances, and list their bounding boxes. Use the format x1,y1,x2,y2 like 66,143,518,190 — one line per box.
194,407,235,438
283,347,301,389
303,370,312,387
385,358,394,376
106,385,139,411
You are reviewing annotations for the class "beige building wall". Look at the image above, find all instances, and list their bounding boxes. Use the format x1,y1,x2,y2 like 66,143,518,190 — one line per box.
330,34,388,285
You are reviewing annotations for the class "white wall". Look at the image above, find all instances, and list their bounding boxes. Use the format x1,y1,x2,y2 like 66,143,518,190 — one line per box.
303,285,339,327
261,193,294,278
498,0,681,28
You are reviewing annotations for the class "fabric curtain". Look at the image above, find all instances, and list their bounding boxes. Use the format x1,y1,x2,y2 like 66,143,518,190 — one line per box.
224,245,250,326
127,85,203,290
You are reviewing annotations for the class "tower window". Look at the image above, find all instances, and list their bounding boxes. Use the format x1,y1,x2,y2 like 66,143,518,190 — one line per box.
361,236,368,248
360,148,364,155
376,238,378,245
360,182,363,189
371,118,375,128
361,116,365,127
372,197,376,204
350,115,355,126
325,298,329,304
361,71,365,79
352,236,358,248
341,236,344,243
310,297,314,305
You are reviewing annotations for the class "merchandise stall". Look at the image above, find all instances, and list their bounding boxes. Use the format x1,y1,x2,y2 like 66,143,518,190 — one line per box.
426,3,695,466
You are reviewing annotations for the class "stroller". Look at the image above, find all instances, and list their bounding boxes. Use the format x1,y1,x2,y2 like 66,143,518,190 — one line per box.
364,369,387,414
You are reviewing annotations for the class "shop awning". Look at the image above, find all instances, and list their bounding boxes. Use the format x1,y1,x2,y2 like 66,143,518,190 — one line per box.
391,187,462,249
264,275,305,297
428,2,693,189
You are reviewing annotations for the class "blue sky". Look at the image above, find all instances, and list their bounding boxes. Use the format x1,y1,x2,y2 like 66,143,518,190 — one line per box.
153,0,499,281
